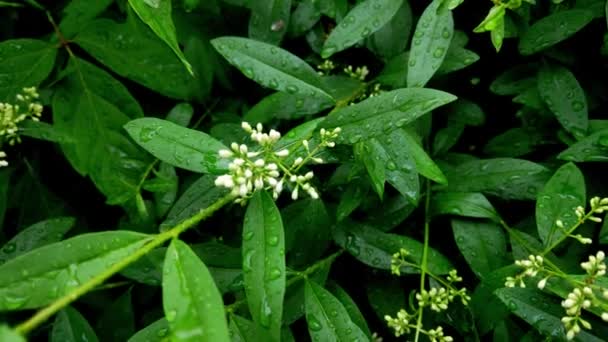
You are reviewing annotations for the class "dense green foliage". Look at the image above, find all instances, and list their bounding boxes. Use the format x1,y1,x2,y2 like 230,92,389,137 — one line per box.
1,0,608,341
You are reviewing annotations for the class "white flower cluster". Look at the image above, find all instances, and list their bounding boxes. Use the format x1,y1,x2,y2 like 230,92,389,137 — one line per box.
417,287,450,312
561,287,596,340
581,251,606,277
505,254,545,289
214,122,340,203
316,60,336,76
390,248,409,276
384,309,411,337
343,65,369,81
0,87,43,167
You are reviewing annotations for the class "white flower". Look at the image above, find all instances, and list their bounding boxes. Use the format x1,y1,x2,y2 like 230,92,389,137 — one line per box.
537,277,548,290
275,149,289,157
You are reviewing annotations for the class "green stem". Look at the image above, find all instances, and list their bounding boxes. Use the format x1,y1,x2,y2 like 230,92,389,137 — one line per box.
541,213,593,256
225,250,344,314
15,194,235,336
414,179,432,342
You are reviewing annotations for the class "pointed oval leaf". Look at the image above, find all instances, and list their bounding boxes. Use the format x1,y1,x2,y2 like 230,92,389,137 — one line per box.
163,239,230,342
431,192,500,221
367,0,412,60
124,118,227,174
321,88,457,145
51,307,99,342
451,219,509,279
211,37,333,103
407,0,454,88
326,283,371,337
536,162,586,248
321,0,403,58
332,220,453,274
538,63,588,139
242,191,286,341
127,318,169,342
558,128,608,162
0,217,75,264
519,9,594,55
400,128,447,184
128,0,192,74
444,158,551,200
377,130,420,203
0,231,151,310
244,92,332,124
0,39,57,102
304,281,368,341
229,315,257,342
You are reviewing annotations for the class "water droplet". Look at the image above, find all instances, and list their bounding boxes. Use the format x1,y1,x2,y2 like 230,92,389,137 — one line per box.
269,79,279,88
307,314,323,331
442,28,451,39
266,268,282,280
243,250,255,272
571,101,584,111
267,235,279,246
433,47,445,58
286,85,298,94
166,309,177,322
361,28,371,38
387,162,397,170
243,231,254,241
157,328,168,337
139,126,160,142
259,298,272,327
3,243,16,253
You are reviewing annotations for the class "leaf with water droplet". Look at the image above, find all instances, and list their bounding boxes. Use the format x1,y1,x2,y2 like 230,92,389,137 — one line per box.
332,220,453,274
228,314,258,342
162,239,230,342
407,0,453,87
557,128,608,162
400,128,448,184
248,0,291,45
321,0,403,58
0,231,150,311
451,219,509,279
538,63,588,139
495,287,603,340
0,217,75,265
51,306,99,342
366,0,412,60
444,158,551,200
242,191,285,340
326,283,372,338
127,318,168,342
321,88,456,144
519,9,593,55
304,280,368,341
431,192,500,222
535,162,585,248
211,37,333,103
125,118,228,174
127,0,193,75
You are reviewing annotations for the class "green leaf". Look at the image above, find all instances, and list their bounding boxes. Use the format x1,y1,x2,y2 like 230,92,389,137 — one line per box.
289,0,321,37
242,191,286,341
431,192,500,221
451,219,510,279
355,139,386,198
245,92,333,124
336,183,366,221
58,0,114,38
52,57,152,205
161,175,229,230
321,88,457,145
518,9,594,55
434,45,480,76
249,0,291,45
332,220,453,274
558,128,608,162
495,288,604,341
400,128,447,184
96,290,135,341
19,120,74,143
0,39,57,102
377,130,420,202
321,0,403,58
490,64,538,96
365,276,406,320
163,239,230,342
537,63,588,139
0,231,150,310
536,162,586,248
484,128,548,157
326,283,371,338
51,307,99,342
211,37,333,103
229,314,257,342
282,198,331,268
124,118,227,174
0,325,25,342
0,217,75,264
127,318,169,342
282,265,330,325
74,15,200,100
407,0,454,88
304,280,368,341
470,265,518,335
128,0,193,74
444,158,551,200
367,0,412,60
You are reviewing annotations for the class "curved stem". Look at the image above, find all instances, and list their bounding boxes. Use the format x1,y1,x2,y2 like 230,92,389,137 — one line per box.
15,194,235,336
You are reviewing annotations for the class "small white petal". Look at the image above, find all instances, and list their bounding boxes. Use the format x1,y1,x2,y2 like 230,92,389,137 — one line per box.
291,187,299,200
254,159,265,167
275,149,289,157
219,149,233,158
242,122,252,132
